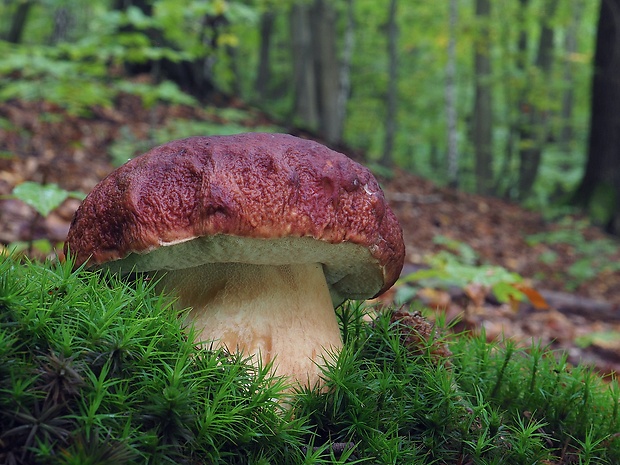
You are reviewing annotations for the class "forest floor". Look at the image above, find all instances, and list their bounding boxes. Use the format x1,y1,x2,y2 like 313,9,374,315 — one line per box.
1,96,619,378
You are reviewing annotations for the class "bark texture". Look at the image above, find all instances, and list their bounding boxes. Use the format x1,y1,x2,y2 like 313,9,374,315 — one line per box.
573,0,620,234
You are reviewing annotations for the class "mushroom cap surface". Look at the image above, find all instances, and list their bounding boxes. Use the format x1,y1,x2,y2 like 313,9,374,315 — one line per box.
65,133,405,302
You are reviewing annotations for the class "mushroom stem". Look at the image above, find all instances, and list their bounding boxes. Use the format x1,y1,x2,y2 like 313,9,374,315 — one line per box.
153,262,343,388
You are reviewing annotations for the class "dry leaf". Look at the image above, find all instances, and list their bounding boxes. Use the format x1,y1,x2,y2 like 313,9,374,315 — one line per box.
512,283,550,310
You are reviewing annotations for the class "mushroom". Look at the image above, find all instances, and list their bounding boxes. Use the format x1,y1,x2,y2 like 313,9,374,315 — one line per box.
65,133,405,388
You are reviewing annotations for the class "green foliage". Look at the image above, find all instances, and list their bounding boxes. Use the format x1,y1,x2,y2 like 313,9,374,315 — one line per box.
156,117,280,141
2,182,86,257
0,39,115,115
0,0,601,212
525,145,586,216
108,127,154,167
4,238,56,257
575,331,620,351
398,235,528,305
8,182,86,217
0,0,206,116
0,256,618,463
115,81,198,108
526,217,620,289
587,182,618,226
0,40,193,115
107,114,283,167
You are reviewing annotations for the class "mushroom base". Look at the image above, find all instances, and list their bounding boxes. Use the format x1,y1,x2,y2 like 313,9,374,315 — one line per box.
154,262,343,389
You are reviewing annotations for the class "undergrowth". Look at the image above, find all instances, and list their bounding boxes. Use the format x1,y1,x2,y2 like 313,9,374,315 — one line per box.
526,217,620,290
0,254,618,464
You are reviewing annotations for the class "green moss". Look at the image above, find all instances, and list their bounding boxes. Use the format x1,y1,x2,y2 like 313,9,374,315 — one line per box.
0,255,618,464
0,255,300,464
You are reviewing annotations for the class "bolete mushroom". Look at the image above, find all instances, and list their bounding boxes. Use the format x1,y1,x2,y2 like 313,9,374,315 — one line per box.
65,133,404,388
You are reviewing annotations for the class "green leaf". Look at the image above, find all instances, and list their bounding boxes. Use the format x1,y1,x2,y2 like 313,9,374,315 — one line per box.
575,331,620,349
10,182,85,217
433,235,479,265
568,258,598,283
492,281,525,304
400,268,448,282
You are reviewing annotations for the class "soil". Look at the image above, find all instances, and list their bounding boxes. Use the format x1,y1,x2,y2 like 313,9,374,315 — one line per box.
1,96,619,377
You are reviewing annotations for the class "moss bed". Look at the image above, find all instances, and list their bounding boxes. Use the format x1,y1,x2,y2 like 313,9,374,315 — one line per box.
0,255,618,464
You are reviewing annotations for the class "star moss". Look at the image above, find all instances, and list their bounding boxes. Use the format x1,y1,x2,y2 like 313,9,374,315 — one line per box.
0,254,618,464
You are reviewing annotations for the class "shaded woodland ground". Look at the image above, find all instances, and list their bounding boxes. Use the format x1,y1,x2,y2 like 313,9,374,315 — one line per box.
1,96,619,377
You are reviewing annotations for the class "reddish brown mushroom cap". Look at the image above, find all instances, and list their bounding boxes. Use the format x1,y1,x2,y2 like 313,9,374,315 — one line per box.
65,133,404,301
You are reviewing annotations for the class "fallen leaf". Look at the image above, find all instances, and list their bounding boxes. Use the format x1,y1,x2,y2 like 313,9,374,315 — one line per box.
512,283,550,310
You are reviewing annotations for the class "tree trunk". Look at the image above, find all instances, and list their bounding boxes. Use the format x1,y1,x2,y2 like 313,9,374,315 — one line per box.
572,0,620,234
254,10,276,101
516,0,559,200
311,0,342,144
497,0,530,199
337,0,355,144
49,6,74,44
290,1,348,144
381,0,399,168
559,0,585,152
225,45,241,96
290,3,319,130
446,0,459,187
472,0,494,195
5,0,34,44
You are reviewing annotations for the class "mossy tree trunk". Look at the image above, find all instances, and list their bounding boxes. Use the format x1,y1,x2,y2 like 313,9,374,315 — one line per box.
572,0,620,235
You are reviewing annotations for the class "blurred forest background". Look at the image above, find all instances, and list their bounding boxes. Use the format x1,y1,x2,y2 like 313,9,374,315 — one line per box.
1,0,617,229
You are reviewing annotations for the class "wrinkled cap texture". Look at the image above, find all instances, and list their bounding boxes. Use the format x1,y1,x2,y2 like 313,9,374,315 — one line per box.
65,133,405,302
